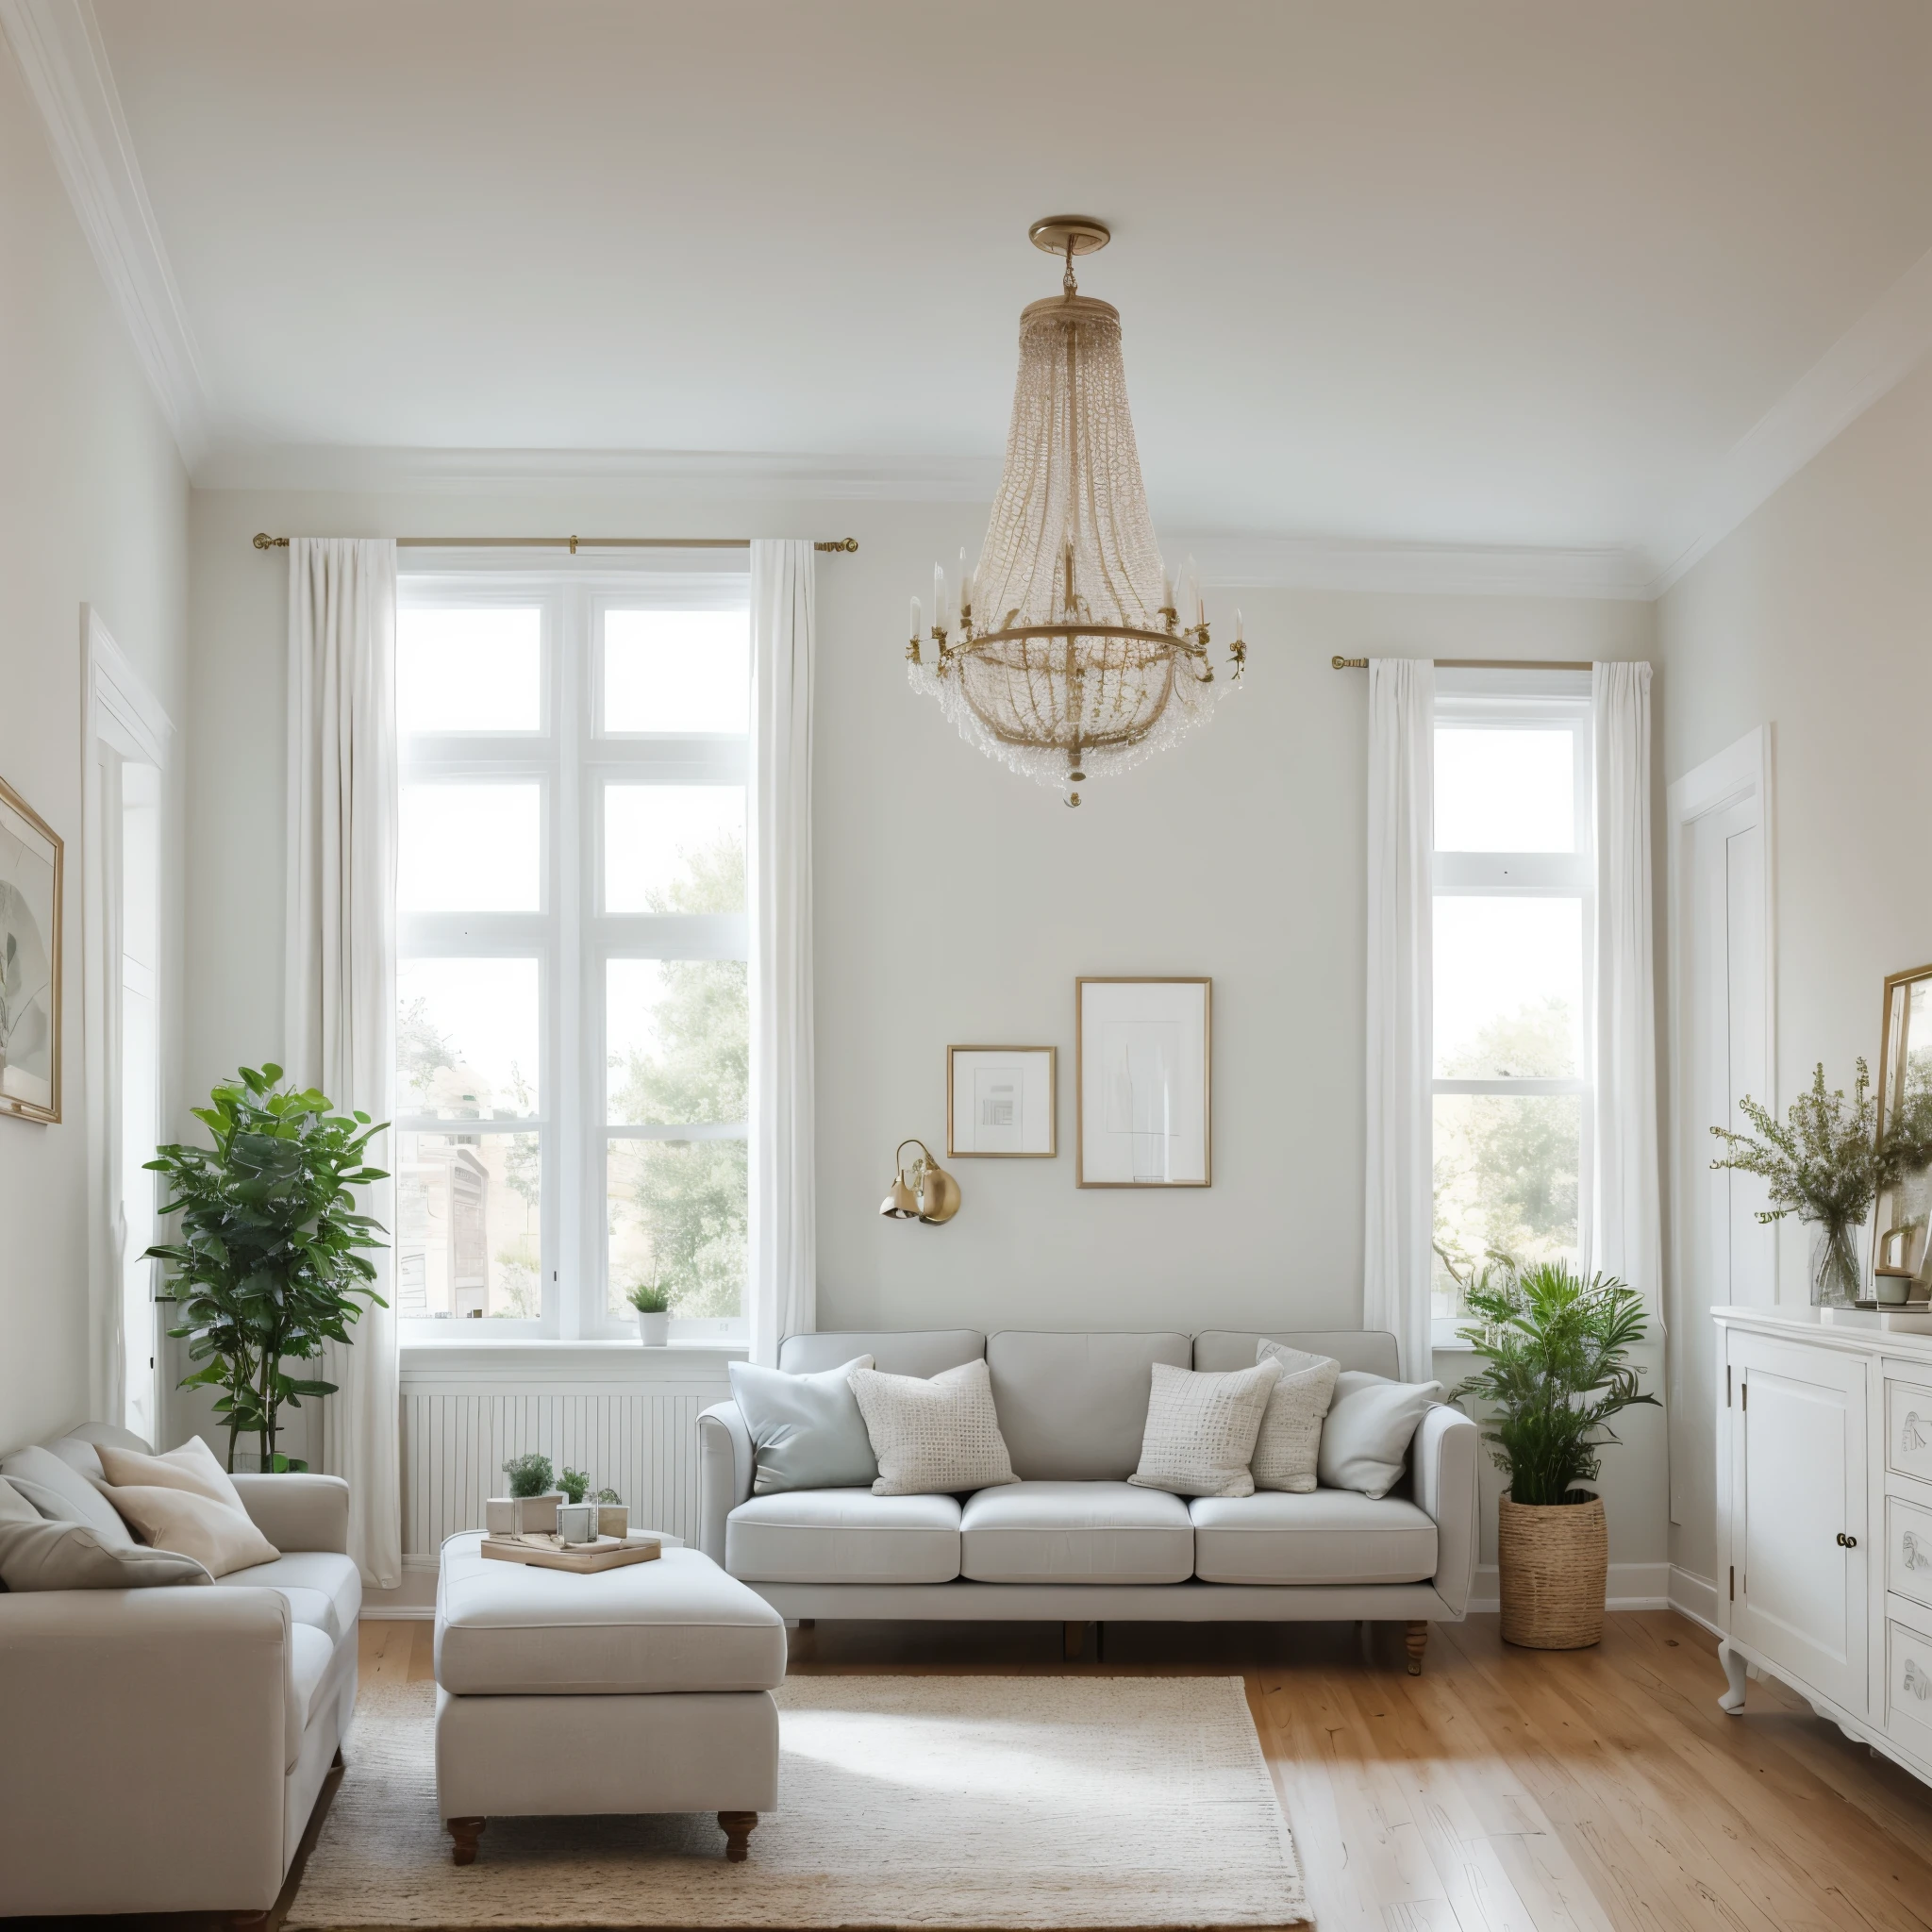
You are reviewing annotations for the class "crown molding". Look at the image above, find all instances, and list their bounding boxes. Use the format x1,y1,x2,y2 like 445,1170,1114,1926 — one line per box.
1651,240,1932,595
0,0,208,466
1181,533,1652,600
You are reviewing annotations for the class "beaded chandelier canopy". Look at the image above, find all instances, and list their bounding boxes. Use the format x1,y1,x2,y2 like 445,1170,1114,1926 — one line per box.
908,218,1245,808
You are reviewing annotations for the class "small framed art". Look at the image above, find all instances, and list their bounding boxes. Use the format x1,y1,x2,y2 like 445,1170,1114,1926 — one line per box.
1076,977,1209,1187
0,774,63,1124
948,1046,1056,1157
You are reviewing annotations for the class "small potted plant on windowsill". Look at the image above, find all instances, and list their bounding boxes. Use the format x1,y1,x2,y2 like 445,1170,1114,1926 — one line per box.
1454,1260,1658,1650
625,1282,672,1347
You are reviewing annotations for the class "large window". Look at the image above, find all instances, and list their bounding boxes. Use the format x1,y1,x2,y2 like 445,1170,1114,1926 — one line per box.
1430,671,1593,1337
394,570,750,1341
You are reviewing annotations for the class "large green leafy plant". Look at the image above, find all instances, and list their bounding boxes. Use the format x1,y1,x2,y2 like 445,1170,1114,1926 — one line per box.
144,1064,389,1471
1453,1261,1657,1507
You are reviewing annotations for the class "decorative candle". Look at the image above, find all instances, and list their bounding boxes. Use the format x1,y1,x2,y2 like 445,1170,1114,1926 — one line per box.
958,546,974,617
1184,555,1204,629
910,595,923,639
933,561,950,634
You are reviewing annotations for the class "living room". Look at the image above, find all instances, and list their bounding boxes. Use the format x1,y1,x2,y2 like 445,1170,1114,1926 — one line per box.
4,4,1932,1927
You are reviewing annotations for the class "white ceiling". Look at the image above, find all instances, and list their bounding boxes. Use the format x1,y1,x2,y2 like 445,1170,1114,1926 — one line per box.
31,0,1932,584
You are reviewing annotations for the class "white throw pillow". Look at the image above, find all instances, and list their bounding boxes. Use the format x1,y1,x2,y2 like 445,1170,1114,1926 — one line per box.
0,1517,211,1591
0,1444,139,1548
728,1355,878,1493
847,1358,1019,1497
1129,1358,1281,1499
1250,1341,1341,1493
1317,1370,1444,1500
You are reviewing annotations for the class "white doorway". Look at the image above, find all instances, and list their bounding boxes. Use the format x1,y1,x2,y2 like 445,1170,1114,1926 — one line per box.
1668,725,1775,1542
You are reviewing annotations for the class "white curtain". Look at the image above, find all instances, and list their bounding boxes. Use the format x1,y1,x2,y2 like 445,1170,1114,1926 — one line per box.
1591,661,1663,1312
285,538,402,1589
1364,658,1436,1381
748,541,817,1366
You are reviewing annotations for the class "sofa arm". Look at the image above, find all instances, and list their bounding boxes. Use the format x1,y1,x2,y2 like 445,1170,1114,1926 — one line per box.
232,1471,351,1553
0,1588,293,1916
697,1401,754,1564
1412,1404,1480,1616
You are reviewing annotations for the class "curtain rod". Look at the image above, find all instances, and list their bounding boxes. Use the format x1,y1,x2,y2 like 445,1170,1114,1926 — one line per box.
251,533,859,554
1330,655,1591,671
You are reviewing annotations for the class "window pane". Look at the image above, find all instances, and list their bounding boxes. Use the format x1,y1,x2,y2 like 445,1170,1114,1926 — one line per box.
605,785,744,912
604,609,749,733
608,958,746,1124
1434,896,1582,1077
397,958,540,1117
400,784,541,911
607,1137,745,1321
395,1129,541,1320
398,608,541,733
1431,1093,1581,1319
1435,727,1574,852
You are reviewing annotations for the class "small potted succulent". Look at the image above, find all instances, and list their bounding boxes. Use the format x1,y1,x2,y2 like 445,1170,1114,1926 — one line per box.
493,1450,566,1535
626,1281,672,1346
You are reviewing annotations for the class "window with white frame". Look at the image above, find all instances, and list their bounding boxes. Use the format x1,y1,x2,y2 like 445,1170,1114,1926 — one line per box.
393,566,750,1341
1430,670,1593,1340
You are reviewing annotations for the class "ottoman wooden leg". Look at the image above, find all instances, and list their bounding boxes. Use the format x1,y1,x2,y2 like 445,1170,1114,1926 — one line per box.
448,1816,487,1866
719,1810,758,1862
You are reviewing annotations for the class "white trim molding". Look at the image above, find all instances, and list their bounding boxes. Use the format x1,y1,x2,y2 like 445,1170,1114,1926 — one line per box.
1185,533,1652,601
0,0,208,466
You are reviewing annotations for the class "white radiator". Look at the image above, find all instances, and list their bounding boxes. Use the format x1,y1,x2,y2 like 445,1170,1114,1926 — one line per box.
400,1376,727,1556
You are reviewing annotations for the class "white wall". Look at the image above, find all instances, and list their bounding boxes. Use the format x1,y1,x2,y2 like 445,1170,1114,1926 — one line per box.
186,486,1664,1563
1657,354,1932,1599
0,46,190,1451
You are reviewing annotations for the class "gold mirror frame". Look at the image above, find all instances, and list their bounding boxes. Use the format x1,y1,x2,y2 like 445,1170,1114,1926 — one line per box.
1874,962,1932,1296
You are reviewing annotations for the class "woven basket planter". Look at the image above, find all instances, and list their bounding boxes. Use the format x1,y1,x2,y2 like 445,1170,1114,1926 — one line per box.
1497,1492,1607,1649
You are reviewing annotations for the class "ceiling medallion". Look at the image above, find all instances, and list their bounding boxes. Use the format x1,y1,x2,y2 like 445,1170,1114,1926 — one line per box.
908,217,1245,808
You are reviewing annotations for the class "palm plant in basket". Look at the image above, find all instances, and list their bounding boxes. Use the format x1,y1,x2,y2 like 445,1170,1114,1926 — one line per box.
1454,1260,1657,1650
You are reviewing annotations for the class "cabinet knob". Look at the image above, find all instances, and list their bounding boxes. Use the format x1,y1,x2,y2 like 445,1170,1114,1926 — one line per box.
1837,1532,1858,1548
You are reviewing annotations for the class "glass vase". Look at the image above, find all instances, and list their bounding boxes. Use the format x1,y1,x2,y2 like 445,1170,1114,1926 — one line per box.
1808,1215,1865,1307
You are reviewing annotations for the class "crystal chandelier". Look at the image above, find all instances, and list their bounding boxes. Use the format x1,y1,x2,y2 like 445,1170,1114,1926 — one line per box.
908,216,1245,808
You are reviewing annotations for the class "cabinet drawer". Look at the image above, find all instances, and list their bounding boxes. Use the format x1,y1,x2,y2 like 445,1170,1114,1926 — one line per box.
1889,1496,1932,1610
1886,1378,1932,1482
1889,1606,1932,1766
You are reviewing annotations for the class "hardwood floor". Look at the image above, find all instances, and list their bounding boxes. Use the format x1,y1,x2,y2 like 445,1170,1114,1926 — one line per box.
356,1610,1932,1930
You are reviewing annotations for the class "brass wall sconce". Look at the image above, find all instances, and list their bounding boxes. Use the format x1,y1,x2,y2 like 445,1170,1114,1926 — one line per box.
879,1139,960,1224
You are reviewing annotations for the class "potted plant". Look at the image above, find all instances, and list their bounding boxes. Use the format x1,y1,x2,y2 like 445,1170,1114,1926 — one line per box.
1454,1260,1658,1649
144,1063,389,1473
1710,1059,1932,1306
625,1281,672,1346
498,1451,565,1535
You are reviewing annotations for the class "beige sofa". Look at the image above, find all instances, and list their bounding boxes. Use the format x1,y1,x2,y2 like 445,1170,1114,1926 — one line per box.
0,1423,359,1924
698,1328,1478,1662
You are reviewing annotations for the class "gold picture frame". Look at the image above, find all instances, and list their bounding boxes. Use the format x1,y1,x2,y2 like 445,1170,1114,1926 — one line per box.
1075,977,1211,1188
0,773,63,1125
946,1046,1057,1158
1874,961,1932,1293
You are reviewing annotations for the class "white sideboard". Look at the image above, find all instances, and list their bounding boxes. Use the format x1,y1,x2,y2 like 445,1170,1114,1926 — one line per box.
1713,1305,1932,1785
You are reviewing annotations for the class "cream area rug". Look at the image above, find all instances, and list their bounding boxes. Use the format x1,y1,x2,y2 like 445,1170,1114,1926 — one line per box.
287,1674,1307,1928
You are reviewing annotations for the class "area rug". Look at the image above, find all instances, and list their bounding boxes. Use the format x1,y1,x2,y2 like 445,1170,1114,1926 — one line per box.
286,1674,1306,1928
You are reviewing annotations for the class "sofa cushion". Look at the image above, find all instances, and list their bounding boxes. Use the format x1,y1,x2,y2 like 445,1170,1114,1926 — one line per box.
1251,1342,1341,1493
1129,1360,1280,1498
728,1354,878,1494
288,1621,338,1735
0,1517,211,1591
0,1445,138,1549
960,1481,1194,1584
1192,1330,1402,1377
101,1481,281,1577
1319,1373,1445,1499
988,1331,1191,1480
849,1358,1018,1497
726,1489,962,1584
214,1550,362,1640
0,1475,41,1524
437,1534,787,1694
779,1329,985,1378
1190,1490,1439,1585
43,1423,154,1482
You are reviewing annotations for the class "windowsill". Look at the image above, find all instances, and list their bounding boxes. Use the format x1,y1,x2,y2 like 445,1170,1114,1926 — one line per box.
399,1336,748,1375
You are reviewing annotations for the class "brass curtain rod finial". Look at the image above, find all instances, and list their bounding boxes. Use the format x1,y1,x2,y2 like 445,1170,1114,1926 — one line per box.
253,532,288,549
1333,655,1368,670
816,537,859,553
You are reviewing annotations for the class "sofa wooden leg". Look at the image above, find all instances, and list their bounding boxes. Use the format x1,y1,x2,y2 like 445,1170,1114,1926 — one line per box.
1063,1620,1087,1660
1405,1621,1430,1675
448,1816,486,1866
719,1810,758,1862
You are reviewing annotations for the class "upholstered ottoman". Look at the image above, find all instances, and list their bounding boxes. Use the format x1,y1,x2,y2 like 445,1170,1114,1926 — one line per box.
433,1532,787,1864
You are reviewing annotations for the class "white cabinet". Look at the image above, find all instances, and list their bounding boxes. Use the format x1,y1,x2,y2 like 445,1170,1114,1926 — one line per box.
1723,1328,1868,1713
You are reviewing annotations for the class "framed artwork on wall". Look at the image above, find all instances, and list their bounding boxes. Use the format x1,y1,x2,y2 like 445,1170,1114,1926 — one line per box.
947,1046,1056,1157
1874,960,1932,1293
0,774,62,1124
1075,977,1209,1187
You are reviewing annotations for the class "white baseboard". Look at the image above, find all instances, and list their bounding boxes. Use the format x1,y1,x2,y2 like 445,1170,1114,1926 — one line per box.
1667,1566,1722,1636
360,1554,440,1621
1466,1560,1673,1614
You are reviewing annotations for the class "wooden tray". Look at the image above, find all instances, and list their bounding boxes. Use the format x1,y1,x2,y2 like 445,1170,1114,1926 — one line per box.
480,1533,662,1574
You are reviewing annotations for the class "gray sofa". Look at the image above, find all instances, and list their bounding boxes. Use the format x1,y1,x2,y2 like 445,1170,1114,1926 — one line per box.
698,1328,1478,1662
0,1423,360,1923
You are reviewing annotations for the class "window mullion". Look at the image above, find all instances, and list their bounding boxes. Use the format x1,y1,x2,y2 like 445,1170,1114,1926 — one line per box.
554,587,581,1340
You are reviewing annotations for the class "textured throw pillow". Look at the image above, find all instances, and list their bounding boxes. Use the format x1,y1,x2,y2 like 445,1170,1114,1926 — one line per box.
1250,1341,1341,1493
1129,1359,1281,1498
0,1517,210,1591
1317,1371,1444,1500
729,1355,879,1493
847,1358,1019,1497
0,1444,138,1548
97,1436,249,1512
100,1480,279,1578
